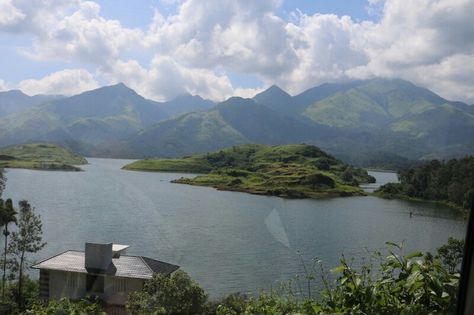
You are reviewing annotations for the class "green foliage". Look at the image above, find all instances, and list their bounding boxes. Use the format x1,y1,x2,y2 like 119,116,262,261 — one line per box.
8,201,46,310
0,277,39,314
376,157,474,211
0,169,4,197
436,237,464,273
127,270,208,315
24,298,105,315
0,197,16,302
125,239,461,315
0,143,86,171
124,144,374,199
318,245,459,315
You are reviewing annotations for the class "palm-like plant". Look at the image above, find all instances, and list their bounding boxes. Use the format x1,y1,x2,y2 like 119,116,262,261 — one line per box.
0,198,16,300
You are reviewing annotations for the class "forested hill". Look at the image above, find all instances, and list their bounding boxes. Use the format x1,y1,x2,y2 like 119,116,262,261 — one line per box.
376,157,474,211
123,144,376,199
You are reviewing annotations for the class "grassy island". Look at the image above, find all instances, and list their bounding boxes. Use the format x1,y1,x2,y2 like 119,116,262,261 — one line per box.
123,144,376,198
0,143,87,171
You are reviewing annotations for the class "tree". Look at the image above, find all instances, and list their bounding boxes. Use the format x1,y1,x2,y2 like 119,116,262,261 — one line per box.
0,198,16,301
0,169,5,197
8,200,45,310
436,237,465,273
127,270,208,315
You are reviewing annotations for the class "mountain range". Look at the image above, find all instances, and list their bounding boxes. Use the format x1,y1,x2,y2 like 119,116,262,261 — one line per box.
0,78,473,165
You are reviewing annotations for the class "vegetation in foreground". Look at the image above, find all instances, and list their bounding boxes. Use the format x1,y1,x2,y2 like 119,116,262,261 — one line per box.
0,143,87,171
15,238,463,315
124,144,376,199
0,168,46,314
375,156,474,212
125,239,463,315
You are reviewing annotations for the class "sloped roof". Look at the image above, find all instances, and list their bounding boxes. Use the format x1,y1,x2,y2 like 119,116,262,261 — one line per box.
32,250,179,280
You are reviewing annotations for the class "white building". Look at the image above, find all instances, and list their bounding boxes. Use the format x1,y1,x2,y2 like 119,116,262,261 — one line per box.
32,242,179,315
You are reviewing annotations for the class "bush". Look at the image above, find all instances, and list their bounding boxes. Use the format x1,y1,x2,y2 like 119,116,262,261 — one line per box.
127,270,208,315
121,240,460,315
24,298,105,315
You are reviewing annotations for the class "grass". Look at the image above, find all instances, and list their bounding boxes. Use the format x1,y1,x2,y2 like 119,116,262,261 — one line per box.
123,144,376,199
0,143,87,171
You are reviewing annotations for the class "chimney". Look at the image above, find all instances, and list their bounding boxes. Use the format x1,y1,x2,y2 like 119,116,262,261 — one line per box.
85,243,113,271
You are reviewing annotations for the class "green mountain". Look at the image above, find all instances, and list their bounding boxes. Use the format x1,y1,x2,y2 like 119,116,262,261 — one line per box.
113,97,333,158
0,78,472,163
301,79,474,159
0,143,87,171
253,85,294,116
123,143,375,198
0,83,167,151
303,79,447,128
292,81,365,114
0,90,63,116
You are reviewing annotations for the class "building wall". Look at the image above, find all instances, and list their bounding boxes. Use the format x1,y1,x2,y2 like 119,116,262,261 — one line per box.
45,270,145,313
102,276,145,306
49,270,87,300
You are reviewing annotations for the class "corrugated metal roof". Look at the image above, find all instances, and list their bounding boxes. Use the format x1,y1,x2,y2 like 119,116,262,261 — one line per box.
32,250,179,279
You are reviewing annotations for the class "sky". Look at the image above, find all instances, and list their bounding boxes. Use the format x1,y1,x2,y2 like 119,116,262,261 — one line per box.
0,0,473,103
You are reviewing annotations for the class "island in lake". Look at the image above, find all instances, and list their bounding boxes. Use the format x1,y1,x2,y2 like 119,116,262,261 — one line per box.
0,143,87,171
123,144,376,198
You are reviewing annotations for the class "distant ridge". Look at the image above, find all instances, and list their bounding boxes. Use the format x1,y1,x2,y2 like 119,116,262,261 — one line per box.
0,78,472,164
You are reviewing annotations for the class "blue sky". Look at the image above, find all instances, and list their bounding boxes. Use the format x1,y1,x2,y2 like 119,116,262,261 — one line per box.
0,0,473,103
1,0,377,89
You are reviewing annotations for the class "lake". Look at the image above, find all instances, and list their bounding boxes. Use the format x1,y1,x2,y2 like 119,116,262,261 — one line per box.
2,158,466,297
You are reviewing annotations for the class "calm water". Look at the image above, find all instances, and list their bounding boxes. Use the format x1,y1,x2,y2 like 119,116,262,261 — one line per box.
2,158,466,297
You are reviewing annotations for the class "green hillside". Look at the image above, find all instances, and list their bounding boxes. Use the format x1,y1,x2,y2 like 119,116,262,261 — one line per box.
0,83,167,150
0,79,473,164
0,143,87,171
0,90,62,116
112,97,336,158
123,144,375,198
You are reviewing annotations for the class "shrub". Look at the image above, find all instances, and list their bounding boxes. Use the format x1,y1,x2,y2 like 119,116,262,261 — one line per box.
127,270,208,315
23,298,105,315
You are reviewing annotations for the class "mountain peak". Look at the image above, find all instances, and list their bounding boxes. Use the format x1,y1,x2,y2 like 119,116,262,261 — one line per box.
0,89,28,97
111,82,132,90
254,85,291,100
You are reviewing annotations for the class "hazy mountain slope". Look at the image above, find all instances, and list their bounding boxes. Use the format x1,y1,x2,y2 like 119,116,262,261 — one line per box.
116,97,333,158
292,81,365,114
252,85,294,116
156,94,214,117
0,83,167,148
122,110,247,158
0,78,473,162
303,79,474,132
0,90,63,116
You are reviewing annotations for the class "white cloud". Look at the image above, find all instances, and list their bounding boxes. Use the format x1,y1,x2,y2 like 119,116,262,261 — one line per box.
2,0,474,102
18,69,99,96
2,1,142,70
344,0,474,102
0,0,25,27
0,79,9,91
